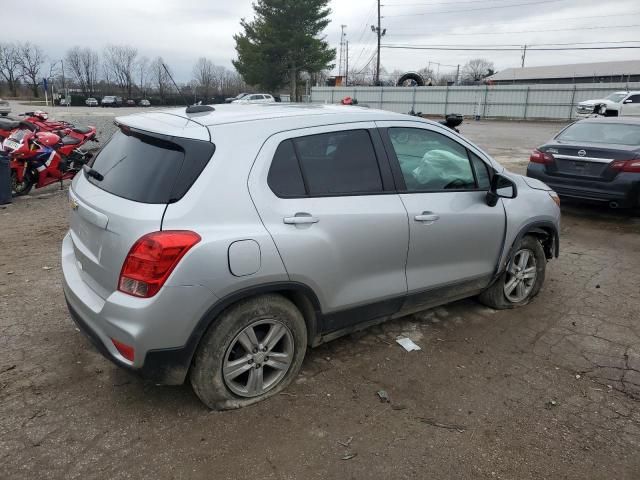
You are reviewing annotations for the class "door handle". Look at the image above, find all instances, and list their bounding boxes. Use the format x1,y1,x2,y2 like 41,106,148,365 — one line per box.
283,213,319,225
414,212,440,224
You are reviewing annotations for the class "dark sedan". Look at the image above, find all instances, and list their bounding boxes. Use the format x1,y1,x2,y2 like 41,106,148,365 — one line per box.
527,117,640,209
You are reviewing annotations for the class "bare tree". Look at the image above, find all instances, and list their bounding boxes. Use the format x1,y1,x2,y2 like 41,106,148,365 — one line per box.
18,42,46,97
192,57,216,101
104,45,138,98
137,56,150,98
150,57,171,103
0,43,22,97
462,58,495,82
66,46,100,97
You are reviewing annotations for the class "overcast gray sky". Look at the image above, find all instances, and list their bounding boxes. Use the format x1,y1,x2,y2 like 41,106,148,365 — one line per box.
3,0,639,81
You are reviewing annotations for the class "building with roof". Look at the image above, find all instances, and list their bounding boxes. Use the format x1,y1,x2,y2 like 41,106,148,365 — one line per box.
487,60,640,85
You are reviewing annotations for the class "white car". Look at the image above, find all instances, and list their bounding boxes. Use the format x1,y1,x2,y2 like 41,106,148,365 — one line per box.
85,98,98,107
576,91,640,117
231,93,275,104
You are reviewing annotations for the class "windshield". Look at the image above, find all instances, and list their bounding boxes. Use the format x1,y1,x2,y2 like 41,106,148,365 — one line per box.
558,122,640,146
605,93,627,103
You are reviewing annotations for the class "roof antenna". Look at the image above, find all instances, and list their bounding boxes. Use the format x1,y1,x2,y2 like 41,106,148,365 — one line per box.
162,63,214,114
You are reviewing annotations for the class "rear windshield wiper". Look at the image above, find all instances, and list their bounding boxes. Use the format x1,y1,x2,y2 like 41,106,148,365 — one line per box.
83,165,104,182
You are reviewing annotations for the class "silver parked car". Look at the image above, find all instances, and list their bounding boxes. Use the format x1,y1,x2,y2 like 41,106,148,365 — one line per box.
62,104,561,409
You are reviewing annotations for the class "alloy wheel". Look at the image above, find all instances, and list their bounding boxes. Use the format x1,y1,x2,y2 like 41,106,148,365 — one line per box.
222,319,294,398
504,248,537,303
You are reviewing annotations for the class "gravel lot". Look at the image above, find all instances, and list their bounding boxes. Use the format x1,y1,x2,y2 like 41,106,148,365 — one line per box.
1,104,640,479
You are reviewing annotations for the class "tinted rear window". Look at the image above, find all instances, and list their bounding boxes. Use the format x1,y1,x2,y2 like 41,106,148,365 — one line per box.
294,130,383,195
87,128,214,203
558,122,640,146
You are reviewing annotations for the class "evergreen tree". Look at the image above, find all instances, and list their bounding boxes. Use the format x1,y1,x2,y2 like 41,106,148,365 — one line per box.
233,0,335,100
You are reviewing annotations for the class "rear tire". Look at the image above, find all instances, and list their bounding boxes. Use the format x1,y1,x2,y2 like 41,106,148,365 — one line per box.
478,235,546,309
190,294,307,410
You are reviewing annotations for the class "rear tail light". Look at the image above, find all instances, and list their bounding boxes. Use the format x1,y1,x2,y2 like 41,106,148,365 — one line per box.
609,158,640,173
529,149,554,165
111,338,135,362
118,231,201,298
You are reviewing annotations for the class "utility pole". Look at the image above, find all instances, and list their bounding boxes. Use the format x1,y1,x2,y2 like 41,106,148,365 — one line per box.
521,44,527,68
60,59,65,92
455,64,460,85
345,41,349,86
371,0,386,86
338,24,347,77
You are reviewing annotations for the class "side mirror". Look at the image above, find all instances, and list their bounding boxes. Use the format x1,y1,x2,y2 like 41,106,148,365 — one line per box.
486,173,518,207
624,99,633,104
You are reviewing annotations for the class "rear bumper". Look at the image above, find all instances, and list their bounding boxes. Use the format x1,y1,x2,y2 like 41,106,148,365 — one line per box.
527,164,640,207
61,232,217,384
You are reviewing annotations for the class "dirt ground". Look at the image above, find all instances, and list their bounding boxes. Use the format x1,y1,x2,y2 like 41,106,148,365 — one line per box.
1,114,640,479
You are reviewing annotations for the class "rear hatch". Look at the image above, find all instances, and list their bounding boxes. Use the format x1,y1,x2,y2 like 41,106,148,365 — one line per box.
541,121,640,181
68,113,214,299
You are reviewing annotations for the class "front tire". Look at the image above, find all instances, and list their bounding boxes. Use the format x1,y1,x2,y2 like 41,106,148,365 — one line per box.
190,294,307,410
478,235,546,309
11,170,33,196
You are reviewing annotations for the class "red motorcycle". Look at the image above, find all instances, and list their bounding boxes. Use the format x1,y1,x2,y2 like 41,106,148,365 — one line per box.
0,117,23,142
0,111,91,142
4,126,98,196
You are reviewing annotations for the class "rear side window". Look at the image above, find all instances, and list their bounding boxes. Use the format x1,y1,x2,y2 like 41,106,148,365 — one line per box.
295,130,382,195
268,130,383,197
267,140,306,197
87,128,215,204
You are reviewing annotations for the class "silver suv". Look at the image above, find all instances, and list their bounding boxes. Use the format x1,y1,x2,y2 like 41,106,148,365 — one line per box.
62,104,561,409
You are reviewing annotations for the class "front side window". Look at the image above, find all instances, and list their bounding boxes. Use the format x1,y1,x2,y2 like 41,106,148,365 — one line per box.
388,128,476,191
625,95,640,103
267,129,383,197
469,152,491,190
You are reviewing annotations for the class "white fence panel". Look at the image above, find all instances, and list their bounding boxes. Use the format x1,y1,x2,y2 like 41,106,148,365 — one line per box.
310,82,640,120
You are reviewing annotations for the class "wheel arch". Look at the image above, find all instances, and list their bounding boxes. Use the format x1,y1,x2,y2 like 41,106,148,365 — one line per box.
510,221,559,260
489,220,558,287
141,282,323,385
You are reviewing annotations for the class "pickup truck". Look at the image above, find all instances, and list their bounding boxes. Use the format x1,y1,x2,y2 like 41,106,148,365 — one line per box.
576,91,640,117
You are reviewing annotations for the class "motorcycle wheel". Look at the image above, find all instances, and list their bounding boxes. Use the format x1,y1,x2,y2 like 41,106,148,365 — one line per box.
11,170,33,196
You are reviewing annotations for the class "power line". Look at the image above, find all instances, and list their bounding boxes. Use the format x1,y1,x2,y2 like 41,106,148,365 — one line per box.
387,23,640,36
384,0,541,4
351,1,378,72
384,0,548,6
380,40,640,47
389,11,640,30
381,44,640,51
384,0,565,17
355,51,378,75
